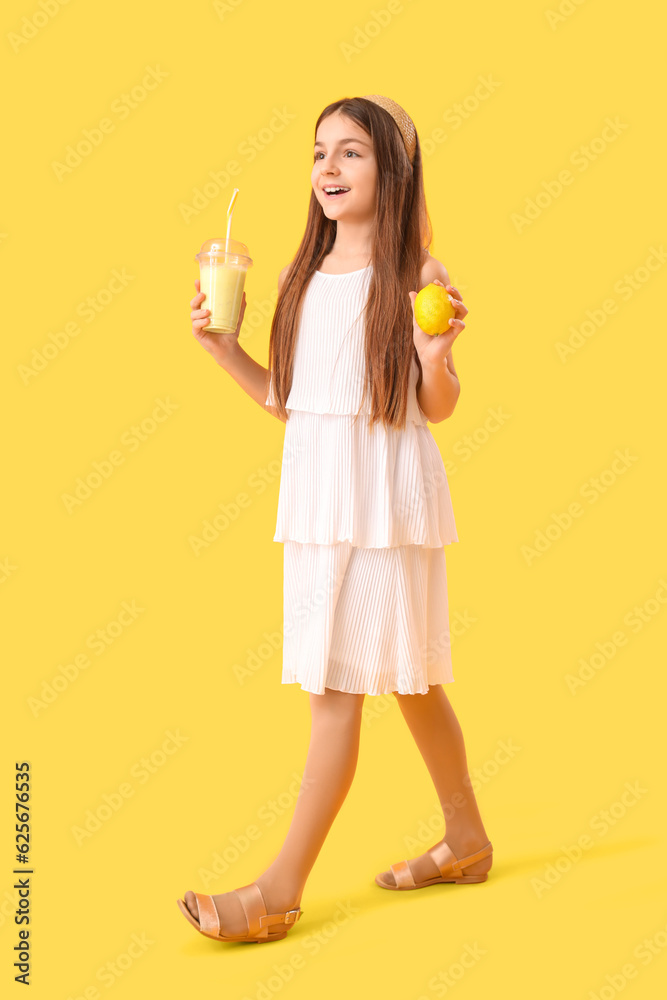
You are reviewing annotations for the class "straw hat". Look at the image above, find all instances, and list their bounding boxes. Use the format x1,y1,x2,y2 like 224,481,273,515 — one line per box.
362,95,417,165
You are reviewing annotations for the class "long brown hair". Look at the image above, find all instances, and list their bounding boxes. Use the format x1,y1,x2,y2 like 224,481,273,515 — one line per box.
267,96,433,431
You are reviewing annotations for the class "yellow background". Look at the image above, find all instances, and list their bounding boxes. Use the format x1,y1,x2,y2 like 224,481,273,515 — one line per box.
2,0,666,996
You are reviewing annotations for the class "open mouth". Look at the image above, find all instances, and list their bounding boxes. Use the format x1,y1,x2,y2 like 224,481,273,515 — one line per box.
323,187,350,198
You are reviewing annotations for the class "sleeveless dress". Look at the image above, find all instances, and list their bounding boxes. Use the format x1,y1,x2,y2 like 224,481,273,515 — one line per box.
265,264,459,696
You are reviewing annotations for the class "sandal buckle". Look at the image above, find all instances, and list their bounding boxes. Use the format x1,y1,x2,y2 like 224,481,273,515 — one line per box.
284,909,300,924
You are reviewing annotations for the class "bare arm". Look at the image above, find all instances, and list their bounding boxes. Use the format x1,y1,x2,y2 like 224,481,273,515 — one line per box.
418,353,460,423
218,342,286,423
414,256,464,423
190,267,289,423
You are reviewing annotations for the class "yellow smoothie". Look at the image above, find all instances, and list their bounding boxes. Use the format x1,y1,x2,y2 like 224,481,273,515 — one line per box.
200,260,248,334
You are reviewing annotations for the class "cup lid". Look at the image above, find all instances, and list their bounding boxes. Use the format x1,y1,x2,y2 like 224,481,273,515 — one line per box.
195,237,253,264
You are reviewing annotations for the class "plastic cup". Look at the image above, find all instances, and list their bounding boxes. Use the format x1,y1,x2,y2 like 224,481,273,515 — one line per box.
195,238,253,334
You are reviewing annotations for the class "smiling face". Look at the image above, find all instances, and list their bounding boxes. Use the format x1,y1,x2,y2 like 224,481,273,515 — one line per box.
311,111,377,222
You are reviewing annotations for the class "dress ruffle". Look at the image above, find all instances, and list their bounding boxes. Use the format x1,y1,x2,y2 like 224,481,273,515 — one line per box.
273,408,458,547
266,329,457,548
282,540,455,695
266,353,428,427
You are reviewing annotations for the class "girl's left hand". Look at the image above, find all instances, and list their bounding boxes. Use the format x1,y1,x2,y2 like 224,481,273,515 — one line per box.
409,280,467,364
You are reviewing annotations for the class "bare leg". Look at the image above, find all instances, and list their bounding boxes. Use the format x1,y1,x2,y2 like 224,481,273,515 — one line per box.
377,684,492,886
185,687,365,932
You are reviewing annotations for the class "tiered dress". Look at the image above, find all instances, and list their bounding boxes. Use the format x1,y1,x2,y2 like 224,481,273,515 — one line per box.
265,264,459,696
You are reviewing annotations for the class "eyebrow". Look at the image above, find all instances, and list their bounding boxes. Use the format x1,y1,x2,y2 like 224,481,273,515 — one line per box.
313,137,370,148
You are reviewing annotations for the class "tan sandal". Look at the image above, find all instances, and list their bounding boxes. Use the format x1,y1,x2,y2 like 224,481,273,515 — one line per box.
375,840,493,890
176,882,303,943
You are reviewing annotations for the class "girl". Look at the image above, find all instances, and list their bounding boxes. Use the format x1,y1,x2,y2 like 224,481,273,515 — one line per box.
177,95,493,944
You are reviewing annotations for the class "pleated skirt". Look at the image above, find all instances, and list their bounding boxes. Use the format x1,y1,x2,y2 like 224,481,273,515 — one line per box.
281,540,455,696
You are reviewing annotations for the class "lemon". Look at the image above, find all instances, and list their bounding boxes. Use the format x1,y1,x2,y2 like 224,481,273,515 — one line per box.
414,282,456,336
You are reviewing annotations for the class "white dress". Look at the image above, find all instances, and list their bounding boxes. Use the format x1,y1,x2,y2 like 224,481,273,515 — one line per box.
265,264,459,696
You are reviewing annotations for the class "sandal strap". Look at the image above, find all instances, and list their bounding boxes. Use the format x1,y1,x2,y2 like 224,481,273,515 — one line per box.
391,859,416,889
234,883,267,938
193,893,221,939
260,908,302,929
428,840,493,876
235,883,302,939
452,841,493,872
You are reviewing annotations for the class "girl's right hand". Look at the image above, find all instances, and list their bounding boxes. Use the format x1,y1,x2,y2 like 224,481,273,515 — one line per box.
190,279,246,363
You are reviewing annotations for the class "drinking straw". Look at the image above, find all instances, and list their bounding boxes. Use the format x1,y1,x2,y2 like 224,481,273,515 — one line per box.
226,188,239,244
